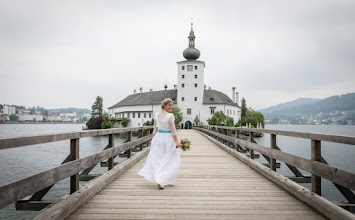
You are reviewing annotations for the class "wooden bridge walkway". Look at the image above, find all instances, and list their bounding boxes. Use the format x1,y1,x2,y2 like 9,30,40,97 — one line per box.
66,129,325,220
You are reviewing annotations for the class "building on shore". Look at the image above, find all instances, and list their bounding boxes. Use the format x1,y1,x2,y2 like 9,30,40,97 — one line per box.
108,24,241,128
2,105,16,115
18,114,43,122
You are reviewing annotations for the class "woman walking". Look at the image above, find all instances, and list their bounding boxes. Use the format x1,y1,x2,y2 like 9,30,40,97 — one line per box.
138,98,183,189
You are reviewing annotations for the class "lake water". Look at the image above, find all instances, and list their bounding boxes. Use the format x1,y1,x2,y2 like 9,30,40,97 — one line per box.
0,124,354,219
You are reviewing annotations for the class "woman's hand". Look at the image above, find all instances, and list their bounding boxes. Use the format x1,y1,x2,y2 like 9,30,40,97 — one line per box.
176,142,183,148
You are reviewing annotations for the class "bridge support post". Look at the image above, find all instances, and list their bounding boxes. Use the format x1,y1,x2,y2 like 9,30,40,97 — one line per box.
249,132,254,159
70,138,79,194
127,131,132,158
270,134,277,171
311,140,321,195
107,134,114,170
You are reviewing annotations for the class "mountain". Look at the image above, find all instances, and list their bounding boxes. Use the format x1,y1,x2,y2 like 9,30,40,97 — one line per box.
258,98,320,114
258,93,355,115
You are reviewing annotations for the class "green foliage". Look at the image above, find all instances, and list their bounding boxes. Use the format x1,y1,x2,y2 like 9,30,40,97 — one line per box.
143,119,154,126
91,96,104,117
236,107,265,128
121,118,131,127
241,97,247,117
9,114,19,122
101,112,118,129
207,111,234,126
171,105,183,125
86,115,104,129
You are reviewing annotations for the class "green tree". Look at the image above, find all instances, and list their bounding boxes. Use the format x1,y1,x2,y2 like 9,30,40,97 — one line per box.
9,114,19,122
236,108,265,128
241,97,247,118
143,119,154,126
91,96,104,118
171,105,183,125
101,112,118,129
207,111,234,126
121,118,131,127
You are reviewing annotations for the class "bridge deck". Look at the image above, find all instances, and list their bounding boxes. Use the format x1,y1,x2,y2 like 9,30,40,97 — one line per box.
66,129,326,219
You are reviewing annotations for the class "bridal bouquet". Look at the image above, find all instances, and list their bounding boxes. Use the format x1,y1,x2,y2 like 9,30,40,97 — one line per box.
176,138,191,151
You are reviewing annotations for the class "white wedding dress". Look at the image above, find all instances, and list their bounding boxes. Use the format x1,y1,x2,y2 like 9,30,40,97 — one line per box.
138,111,181,186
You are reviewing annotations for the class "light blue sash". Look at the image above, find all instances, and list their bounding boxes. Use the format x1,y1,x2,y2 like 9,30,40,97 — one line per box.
158,130,171,133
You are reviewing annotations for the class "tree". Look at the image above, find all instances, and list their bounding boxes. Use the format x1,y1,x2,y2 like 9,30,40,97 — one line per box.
207,111,234,126
91,96,104,118
171,105,183,125
101,112,118,129
241,97,247,118
143,119,154,126
236,107,265,128
121,118,131,127
9,114,19,122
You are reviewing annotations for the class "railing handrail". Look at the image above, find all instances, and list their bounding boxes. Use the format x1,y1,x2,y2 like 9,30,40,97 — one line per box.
0,126,153,209
0,126,154,150
200,125,355,145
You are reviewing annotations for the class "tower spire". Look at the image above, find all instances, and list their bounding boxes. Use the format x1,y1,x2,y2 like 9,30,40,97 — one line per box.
183,22,200,60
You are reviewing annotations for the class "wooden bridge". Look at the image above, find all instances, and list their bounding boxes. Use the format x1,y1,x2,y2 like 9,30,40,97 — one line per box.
0,126,354,219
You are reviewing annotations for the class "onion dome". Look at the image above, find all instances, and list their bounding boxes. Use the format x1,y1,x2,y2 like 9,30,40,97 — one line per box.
183,23,200,60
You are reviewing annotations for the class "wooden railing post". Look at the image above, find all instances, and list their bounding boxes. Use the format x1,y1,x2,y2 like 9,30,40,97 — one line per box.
70,138,79,194
311,139,321,195
107,134,114,170
127,131,132,158
227,129,231,147
270,134,277,171
249,132,254,159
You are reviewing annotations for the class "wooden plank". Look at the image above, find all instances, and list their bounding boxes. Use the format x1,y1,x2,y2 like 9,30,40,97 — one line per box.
63,129,329,220
107,134,114,170
198,129,353,220
270,134,277,171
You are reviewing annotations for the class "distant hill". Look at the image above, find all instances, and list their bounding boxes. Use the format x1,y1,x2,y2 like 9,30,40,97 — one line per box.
258,93,355,115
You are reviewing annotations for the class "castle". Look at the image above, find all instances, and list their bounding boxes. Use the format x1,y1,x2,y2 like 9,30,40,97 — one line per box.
108,24,241,128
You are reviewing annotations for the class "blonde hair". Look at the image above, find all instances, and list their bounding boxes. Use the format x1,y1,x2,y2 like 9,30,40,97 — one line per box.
161,98,173,109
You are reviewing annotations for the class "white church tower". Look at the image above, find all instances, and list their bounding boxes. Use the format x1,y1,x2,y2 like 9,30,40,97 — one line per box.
177,23,205,128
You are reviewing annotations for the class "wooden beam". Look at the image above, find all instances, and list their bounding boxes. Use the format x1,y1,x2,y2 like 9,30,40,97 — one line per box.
107,134,114,170
70,138,79,194
311,139,321,196
270,134,277,171
0,126,153,150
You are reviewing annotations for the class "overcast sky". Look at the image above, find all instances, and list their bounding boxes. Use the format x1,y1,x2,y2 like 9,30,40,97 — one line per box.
1,0,354,111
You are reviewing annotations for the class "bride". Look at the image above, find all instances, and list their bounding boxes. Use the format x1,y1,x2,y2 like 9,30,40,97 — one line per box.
138,98,183,189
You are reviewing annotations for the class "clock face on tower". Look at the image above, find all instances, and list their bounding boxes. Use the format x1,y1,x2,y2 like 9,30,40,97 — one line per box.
187,65,193,71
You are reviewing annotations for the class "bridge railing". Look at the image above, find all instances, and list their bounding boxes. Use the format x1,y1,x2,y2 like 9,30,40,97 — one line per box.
194,125,355,209
0,126,153,211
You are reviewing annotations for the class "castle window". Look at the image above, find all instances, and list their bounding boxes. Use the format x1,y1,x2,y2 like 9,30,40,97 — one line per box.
210,107,215,114
194,97,197,101
195,66,198,70
182,66,185,70
233,110,235,115
127,113,130,118
195,75,197,78
187,108,191,115
182,83,185,88
133,112,135,118
182,75,185,79
195,83,197,87
182,97,184,101
227,109,229,115
149,112,152,118
138,112,140,118
144,113,146,118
